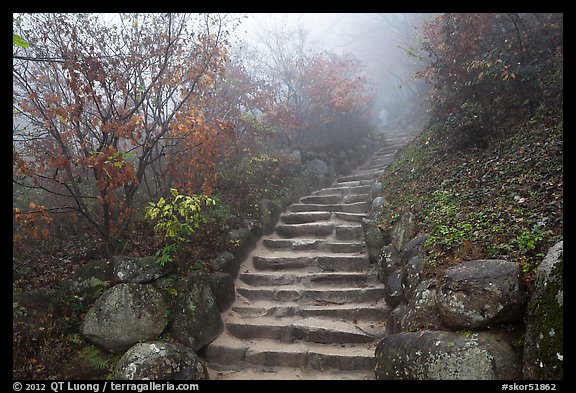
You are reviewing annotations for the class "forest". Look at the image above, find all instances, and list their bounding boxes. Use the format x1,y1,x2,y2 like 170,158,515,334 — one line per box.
13,13,562,381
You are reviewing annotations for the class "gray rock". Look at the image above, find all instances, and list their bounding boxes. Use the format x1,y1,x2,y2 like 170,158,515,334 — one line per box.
307,158,329,176
70,259,113,303
403,234,429,260
72,259,113,282
436,259,526,329
375,330,522,380
112,255,173,284
369,181,383,201
243,219,263,238
396,279,443,332
113,341,209,380
377,245,401,282
386,304,407,335
81,283,168,353
289,150,302,162
390,212,416,252
371,196,387,214
384,269,405,309
403,255,424,299
210,252,238,277
361,218,386,264
209,272,235,312
523,241,563,380
338,159,354,175
259,199,281,235
171,270,223,351
227,228,257,264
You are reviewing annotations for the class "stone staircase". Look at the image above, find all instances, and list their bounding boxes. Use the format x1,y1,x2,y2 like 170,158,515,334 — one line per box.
205,132,417,380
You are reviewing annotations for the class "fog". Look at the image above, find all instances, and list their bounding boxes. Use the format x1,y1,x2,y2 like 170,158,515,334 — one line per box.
236,13,433,131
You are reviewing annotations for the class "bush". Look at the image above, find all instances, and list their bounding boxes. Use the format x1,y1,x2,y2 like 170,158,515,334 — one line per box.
216,154,303,221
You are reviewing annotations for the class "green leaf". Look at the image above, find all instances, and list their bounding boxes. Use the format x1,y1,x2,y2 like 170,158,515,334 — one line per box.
13,33,30,49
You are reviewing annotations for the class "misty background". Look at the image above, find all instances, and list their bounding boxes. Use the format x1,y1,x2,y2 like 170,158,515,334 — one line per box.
236,13,432,131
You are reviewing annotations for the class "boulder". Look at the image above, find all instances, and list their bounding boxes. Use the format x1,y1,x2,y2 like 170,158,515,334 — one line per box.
523,241,563,380
112,255,173,284
403,234,429,260
361,218,386,264
393,279,443,332
69,259,113,303
259,199,281,235
307,158,329,176
113,341,209,380
71,259,113,282
383,269,405,309
289,150,302,162
209,272,236,312
390,212,416,252
377,245,402,282
371,196,387,215
81,283,168,353
375,330,522,380
171,270,223,351
436,259,526,329
227,228,257,263
210,252,238,277
369,181,383,201
403,255,424,299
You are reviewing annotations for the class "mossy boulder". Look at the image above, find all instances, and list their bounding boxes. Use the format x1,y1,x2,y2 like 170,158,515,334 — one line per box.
80,283,168,353
113,341,209,380
170,270,223,351
375,330,521,379
523,241,563,379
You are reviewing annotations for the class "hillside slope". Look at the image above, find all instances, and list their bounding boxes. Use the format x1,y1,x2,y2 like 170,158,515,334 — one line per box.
375,109,563,286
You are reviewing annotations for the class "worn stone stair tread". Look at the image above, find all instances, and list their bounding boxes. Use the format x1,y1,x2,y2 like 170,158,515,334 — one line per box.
232,300,389,320
208,368,374,380
280,211,332,224
262,238,364,253
313,185,372,196
235,285,385,303
251,254,369,272
239,271,375,286
287,202,369,213
226,316,383,344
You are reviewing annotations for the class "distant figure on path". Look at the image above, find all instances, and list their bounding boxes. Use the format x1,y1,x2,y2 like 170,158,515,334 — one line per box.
378,109,389,131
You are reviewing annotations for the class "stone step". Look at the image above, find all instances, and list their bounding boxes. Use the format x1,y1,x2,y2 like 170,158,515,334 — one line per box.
287,202,369,214
252,254,369,272
236,285,385,303
262,239,364,253
250,255,370,273
280,212,331,224
342,194,369,204
232,301,389,321
313,185,372,196
334,212,367,223
208,366,374,380
206,335,377,373
226,317,381,344
238,271,374,287
337,173,378,182
275,222,335,238
300,195,342,205
335,225,364,241
335,180,374,188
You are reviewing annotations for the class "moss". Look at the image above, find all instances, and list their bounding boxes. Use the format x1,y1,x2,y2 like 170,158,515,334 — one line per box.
524,253,563,379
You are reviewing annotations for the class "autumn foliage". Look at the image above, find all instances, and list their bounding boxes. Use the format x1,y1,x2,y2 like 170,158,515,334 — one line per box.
13,13,376,253
13,13,236,247
417,13,562,147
